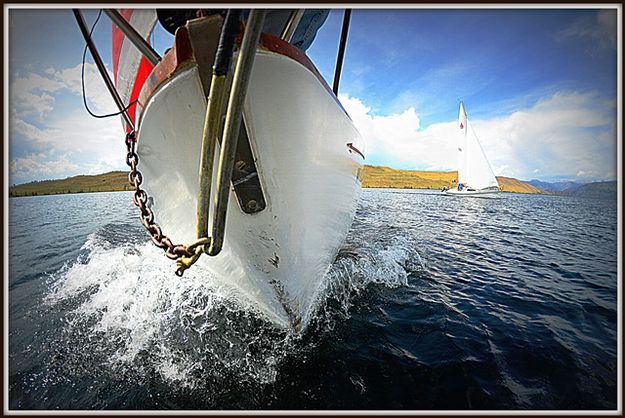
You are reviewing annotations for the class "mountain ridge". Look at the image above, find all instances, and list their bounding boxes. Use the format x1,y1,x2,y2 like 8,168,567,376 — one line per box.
527,179,583,192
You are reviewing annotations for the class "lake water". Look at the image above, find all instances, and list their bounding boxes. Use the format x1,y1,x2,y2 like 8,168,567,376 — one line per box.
8,189,618,410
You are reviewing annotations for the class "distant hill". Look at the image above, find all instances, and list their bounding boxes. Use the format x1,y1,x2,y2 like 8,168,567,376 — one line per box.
9,171,131,197
562,181,617,200
527,179,582,192
496,176,544,194
362,165,543,194
362,165,456,190
526,178,617,199
10,166,565,198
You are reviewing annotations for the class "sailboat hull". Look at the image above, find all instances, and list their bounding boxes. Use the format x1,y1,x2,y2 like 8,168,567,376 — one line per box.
135,47,364,330
443,188,501,198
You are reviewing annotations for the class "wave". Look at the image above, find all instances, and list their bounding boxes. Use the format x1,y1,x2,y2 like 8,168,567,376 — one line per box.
42,226,424,391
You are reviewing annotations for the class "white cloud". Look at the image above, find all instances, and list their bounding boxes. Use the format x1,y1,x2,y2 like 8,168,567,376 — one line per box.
10,63,118,120
11,118,58,145
556,9,617,50
9,57,125,182
340,94,452,170
12,72,66,95
11,107,122,153
52,63,119,113
10,152,79,182
12,91,56,119
9,60,127,184
10,109,126,183
340,90,616,181
597,9,617,48
472,91,616,180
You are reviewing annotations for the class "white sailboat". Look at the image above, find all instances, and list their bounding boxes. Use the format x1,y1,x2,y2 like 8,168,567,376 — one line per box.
444,101,500,198
76,9,364,331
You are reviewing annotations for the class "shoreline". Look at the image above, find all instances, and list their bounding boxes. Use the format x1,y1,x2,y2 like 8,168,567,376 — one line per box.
9,165,546,198
8,186,533,199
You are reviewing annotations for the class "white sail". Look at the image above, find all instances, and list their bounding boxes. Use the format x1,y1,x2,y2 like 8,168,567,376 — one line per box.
457,101,468,186
111,9,158,131
457,102,499,191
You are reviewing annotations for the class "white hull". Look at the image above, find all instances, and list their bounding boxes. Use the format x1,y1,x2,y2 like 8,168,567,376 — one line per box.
136,49,364,329
443,188,501,198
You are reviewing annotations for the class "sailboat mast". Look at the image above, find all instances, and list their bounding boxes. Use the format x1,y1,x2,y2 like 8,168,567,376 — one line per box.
457,101,468,187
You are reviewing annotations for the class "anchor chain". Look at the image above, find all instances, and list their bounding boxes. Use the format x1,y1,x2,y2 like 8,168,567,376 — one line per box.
124,130,195,263
121,9,264,276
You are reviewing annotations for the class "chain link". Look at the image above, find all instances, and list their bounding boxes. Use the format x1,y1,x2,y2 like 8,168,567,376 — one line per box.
124,131,194,261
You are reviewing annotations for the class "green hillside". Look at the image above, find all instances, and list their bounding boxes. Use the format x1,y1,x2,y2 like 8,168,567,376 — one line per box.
9,171,131,197
362,165,544,194
9,165,548,198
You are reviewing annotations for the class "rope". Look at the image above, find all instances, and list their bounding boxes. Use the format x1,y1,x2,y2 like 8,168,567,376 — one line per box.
81,10,137,119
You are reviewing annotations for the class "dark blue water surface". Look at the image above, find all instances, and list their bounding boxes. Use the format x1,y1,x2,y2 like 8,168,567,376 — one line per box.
8,189,618,410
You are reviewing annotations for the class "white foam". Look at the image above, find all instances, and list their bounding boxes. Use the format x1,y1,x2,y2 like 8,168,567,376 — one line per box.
306,234,425,331
45,232,289,387
44,230,424,387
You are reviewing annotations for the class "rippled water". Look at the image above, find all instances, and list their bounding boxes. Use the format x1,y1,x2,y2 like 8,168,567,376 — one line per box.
8,189,618,410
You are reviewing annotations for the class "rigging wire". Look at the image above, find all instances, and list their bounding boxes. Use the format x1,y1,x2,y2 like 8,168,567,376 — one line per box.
332,9,351,95
81,9,137,119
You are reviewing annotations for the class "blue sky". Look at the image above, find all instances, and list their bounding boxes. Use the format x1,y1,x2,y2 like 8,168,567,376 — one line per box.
7,7,619,185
